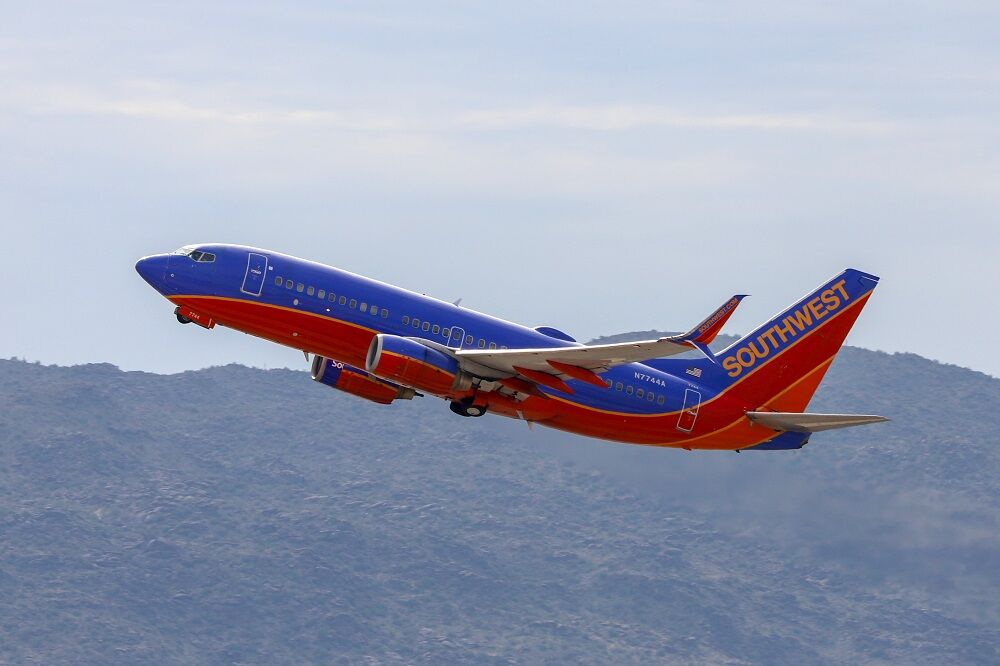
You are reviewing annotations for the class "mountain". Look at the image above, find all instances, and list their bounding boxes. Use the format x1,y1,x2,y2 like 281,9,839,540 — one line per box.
0,339,997,664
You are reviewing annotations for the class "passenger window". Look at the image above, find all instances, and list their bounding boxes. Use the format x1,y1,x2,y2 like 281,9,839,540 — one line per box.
432,324,440,334
422,322,430,332
381,310,388,318
360,302,367,312
637,388,644,398
657,395,665,405
402,315,410,325
328,292,336,302
370,306,378,316
339,296,346,305
626,385,634,395
616,382,623,391
489,342,497,350
442,328,450,337
274,276,282,286
412,318,420,328
307,286,315,296
318,289,325,299
605,379,612,387
296,283,304,293
465,335,474,345
478,339,486,348
285,279,293,289
349,299,357,309
647,392,655,402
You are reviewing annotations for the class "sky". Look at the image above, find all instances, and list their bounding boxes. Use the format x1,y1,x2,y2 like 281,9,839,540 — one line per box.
2,1,998,375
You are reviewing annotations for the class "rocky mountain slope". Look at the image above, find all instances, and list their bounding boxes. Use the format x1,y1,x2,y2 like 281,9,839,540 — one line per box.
0,342,997,664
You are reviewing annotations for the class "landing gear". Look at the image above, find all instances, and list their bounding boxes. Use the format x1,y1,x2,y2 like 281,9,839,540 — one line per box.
450,397,488,418
173,306,216,329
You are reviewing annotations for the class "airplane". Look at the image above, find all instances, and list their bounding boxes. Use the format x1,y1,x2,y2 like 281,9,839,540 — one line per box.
136,244,887,451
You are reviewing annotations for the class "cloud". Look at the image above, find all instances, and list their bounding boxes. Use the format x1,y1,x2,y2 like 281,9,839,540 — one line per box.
6,85,897,135
454,105,897,134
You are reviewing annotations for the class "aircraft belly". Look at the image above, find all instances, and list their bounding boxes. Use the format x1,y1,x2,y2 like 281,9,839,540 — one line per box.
165,297,848,452
168,295,373,369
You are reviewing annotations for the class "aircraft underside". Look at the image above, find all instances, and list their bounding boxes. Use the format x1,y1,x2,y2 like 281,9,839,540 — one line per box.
168,293,814,450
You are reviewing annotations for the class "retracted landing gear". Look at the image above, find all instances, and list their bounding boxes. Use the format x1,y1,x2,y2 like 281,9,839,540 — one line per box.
450,397,488,418
173,306,215,329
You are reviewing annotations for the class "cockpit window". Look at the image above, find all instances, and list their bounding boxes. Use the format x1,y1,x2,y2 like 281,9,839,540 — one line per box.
172,246,215,262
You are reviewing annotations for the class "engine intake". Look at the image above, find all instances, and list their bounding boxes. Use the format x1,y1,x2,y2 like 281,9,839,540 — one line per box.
311,356,415,404
366,334,473,396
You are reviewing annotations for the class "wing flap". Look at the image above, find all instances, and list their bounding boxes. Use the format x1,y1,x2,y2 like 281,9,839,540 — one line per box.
747,411,889,433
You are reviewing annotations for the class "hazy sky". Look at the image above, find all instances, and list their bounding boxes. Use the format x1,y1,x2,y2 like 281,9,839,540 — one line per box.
3,2,998,375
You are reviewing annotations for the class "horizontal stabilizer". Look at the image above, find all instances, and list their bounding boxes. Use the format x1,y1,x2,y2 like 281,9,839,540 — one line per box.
747,411,888,433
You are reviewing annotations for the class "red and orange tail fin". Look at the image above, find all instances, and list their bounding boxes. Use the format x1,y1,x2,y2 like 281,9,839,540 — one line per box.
713,269,879,412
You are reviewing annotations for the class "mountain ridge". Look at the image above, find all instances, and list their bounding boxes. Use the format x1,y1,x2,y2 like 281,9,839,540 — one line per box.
10,334,993,381
0,339,997,664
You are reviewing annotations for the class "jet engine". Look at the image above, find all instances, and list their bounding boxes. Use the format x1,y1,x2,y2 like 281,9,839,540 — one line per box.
366,334,473,396
310,355,415,405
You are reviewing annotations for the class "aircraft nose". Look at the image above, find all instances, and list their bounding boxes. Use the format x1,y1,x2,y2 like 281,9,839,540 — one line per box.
135,254,169,289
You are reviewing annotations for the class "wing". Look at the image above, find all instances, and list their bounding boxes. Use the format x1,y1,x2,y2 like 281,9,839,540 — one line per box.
459,336,692,374
457,294,746,392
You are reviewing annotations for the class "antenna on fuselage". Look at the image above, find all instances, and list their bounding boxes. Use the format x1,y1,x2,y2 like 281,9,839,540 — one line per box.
453,297,462,307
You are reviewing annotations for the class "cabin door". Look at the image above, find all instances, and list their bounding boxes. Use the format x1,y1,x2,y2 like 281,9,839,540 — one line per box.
448,326,466,349
241,252,268,296
676,388,702,432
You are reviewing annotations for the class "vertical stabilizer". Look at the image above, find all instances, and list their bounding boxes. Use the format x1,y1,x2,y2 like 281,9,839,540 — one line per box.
717,268,879,411
652,269,880,412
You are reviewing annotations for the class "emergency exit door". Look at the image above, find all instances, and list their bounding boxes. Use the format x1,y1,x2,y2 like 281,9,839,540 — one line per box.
676,388,702,433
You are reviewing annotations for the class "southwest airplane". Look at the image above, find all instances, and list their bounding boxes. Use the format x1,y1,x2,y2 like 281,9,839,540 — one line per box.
136,245,887,451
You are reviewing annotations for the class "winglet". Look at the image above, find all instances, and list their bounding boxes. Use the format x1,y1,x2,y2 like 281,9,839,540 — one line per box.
679,294,748,346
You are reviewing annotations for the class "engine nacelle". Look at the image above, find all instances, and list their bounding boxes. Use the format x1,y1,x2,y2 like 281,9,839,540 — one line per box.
310,356,415,405
366,334,473,395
